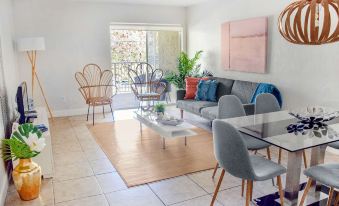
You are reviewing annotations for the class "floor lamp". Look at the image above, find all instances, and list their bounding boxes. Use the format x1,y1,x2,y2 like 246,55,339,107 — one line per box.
17,37,53,119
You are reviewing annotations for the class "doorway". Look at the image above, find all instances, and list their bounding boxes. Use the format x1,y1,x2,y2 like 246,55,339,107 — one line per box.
110,24,183,110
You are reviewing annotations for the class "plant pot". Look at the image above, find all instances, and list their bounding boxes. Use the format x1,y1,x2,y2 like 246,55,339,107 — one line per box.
12,158,42,201
156,112,164,119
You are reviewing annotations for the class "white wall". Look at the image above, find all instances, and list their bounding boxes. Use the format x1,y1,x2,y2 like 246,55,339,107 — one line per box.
13,0,186,116
187,0,339,109
0,0,20,203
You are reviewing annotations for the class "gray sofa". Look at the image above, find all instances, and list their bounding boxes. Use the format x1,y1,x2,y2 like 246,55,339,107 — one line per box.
176,77,259,121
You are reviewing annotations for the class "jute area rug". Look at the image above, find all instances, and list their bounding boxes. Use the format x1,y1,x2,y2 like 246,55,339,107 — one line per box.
87,119,217,187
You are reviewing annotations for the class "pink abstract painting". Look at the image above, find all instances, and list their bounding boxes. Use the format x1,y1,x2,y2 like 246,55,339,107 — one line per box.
221,17,268,73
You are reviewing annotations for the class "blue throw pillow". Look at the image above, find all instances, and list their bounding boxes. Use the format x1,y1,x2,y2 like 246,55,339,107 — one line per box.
195,80,210,101
207,80,218,102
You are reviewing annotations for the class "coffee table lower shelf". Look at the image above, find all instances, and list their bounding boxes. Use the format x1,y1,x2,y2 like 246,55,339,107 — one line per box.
134,113,197,149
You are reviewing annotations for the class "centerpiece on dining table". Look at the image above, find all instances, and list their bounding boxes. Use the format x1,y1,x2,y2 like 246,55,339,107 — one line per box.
287,106,339,137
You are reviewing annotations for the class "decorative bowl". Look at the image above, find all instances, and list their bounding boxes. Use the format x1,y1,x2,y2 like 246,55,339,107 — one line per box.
287,106,339,135
156,118,184,126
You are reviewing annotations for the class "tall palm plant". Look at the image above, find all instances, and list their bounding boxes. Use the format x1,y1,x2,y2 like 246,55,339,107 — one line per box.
165,50,203,89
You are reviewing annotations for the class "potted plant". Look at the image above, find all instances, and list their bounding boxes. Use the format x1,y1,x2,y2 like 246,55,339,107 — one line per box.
1,123,46,201
154,103,165,119
165,50,203,89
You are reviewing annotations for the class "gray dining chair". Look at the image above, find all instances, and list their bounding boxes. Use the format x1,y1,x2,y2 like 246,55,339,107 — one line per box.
210,120,286,206
212,95,273,197
329,141,339,150
299,164,339,206
255,93,309,168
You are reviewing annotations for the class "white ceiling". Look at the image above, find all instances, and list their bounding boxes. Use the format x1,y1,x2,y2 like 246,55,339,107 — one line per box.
70,0,209,7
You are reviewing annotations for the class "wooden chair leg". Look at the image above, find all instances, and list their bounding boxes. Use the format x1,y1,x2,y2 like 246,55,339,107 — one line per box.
278,148,282,164
334,192,339,206
327,187,334,206
303,150,308,168
86,104,90,121
299,178,313,206
246,180,253,206
266,147,271,160
241,179,245,197
180,109,184,119
277,175,284,206
250,180,253,201
210,169,225,206
92,105,95,125
102,105,105,118
212,163,219,179
109,104,114,121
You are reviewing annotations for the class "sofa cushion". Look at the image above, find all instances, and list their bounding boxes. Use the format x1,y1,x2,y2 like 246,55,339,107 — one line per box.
201,106,218,120
177,100,218,115
231,80,258,104
209,77,234,100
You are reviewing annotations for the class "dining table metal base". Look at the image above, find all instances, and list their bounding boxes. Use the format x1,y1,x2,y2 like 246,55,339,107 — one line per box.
254,182,331,206
258,145,329,206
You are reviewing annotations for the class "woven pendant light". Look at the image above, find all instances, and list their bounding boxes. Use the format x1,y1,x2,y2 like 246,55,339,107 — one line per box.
278,0,339,45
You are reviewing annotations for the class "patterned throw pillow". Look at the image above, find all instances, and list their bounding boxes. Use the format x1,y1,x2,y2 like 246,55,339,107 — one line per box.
195,80,211,101
184,77,208,99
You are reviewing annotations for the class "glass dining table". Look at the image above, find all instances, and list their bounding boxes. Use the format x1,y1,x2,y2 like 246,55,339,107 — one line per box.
221,109,339,206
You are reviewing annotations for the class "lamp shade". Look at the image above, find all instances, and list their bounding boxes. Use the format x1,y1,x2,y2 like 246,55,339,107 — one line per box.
17,37,46,52
278,0,339,45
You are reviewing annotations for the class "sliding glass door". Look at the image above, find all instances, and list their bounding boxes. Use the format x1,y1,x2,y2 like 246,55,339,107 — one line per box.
110,24,183,110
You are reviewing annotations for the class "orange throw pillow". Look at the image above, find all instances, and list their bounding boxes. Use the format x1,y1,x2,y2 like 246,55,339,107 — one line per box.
184,77,209,99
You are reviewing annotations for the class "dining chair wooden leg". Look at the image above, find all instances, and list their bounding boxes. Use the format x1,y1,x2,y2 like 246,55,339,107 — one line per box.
302,150,308,168
250,180,253,201
327,187,334,206
102,105,105,118
278,148,282,164
86,104,90,121
277,175,284,206
246,180,252,206
241,179,245,197
212,163,219,179
299,178,313,206
334,192,339,206
210,169,225,206
266,147,271,160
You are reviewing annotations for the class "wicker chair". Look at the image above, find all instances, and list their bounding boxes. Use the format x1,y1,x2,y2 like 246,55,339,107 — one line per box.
75,64,117,125
128,63,166,111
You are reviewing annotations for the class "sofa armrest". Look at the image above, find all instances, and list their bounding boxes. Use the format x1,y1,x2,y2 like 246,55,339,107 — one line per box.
243,103,255,115
176,89,186,101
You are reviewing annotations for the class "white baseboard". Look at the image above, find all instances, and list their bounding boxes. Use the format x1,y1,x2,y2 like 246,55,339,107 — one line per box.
53,107,89,117
0,175,8,206
53,103,176,118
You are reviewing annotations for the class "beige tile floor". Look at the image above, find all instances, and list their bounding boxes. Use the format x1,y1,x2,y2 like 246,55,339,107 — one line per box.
4,109,339,206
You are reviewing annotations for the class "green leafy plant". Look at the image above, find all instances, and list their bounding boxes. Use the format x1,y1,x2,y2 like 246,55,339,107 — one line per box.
154,103,165,113
1,123,46,161
165,50,203,89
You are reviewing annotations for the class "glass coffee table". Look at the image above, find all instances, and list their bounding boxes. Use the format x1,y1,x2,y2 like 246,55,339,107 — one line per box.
134,111,197,149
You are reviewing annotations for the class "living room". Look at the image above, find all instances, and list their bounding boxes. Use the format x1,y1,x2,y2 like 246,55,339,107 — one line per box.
0,0,339,206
